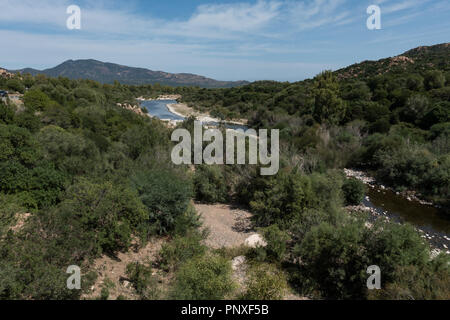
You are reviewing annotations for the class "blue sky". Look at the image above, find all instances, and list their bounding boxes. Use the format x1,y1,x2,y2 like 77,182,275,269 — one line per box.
0,0,449,81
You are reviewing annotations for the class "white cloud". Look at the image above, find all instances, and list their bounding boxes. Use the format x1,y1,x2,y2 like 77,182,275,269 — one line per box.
284,0,352,30
186,1,281,32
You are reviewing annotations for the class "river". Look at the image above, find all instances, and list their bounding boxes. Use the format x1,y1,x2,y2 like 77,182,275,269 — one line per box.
344,169,450,252
140,99,185,121
140,99,248,130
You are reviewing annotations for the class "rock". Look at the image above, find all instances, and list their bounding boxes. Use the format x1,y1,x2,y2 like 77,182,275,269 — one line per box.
244,234,267,248
364,222,373,229
232,256,246,271
431,249,441,259
122,280,131,288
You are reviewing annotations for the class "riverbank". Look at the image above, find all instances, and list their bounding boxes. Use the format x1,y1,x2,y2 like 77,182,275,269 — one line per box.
344,168,450,255
344,169,435,206
138,95,247,127
166,102,248,127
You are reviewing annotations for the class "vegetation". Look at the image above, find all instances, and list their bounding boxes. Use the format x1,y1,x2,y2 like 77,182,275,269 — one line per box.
170,254,235,300
0,43,448,300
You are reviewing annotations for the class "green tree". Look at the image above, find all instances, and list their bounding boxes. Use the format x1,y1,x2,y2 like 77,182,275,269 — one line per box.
424,70,445,90
313,71,346,125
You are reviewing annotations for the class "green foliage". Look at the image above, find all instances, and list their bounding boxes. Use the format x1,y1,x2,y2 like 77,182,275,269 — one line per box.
241,263,288,300
126,262,159,298
424,70,445,90
245,171,344,228
171,254,235,300
131,169,192,235
261,225,289,261
313,71,346,125
194,165,228,203
369,254,450,300
0,101,15,124
23,90,53,111
6,79,25,93
295,220,370,299
37,125,100,176
159,231,207,271
57,179,149,254
342,178,366,205
294,219,431,299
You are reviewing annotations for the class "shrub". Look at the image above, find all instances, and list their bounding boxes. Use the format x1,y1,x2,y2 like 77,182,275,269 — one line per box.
193,165,227,203
6,79,25,93
296,221,369,299
241,264,288,300
58,179,149,255
261,224,289,261
131,169,192,235
159,231,207,271
126,262,159,298
171,254,235,300
368,254,450,300
424,70,445,90
342,178,366,205
23,90,53,111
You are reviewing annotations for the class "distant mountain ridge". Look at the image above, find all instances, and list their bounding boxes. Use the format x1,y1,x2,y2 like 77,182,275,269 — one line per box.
9,59,249,88
336,43,450,80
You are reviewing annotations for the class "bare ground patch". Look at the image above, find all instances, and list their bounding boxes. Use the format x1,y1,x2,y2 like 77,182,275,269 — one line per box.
195,203,256,249
82,237,168,300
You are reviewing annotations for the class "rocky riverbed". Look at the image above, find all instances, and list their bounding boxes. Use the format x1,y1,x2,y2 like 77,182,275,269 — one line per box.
344,169,450,255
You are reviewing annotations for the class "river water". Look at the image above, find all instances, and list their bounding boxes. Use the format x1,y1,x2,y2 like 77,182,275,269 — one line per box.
140,99,248,130
363,185,450,251
140,99,185,121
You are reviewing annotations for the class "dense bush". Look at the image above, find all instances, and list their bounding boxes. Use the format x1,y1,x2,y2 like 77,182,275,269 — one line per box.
261,224,289,261
342,178,366,205
126,262,159,298
131,169,192,234
294,219,431,299
193,165,228,203
241,264,288,300
159,231,207,271
171,254,235,300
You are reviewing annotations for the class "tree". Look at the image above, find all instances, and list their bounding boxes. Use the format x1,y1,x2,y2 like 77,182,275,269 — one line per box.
23,90,53,111
313,71,346,125
131,169,192,234
424,70,445,90
6,79,25,93
342,178,366,205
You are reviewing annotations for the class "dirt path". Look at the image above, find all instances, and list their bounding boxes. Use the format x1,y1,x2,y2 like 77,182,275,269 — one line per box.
195,203,257,249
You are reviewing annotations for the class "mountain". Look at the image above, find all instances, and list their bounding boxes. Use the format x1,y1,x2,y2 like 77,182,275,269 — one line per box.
336,42,450,80
10,59,249,88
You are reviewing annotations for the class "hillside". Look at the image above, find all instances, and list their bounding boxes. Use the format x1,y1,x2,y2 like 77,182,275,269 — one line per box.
10,59,249,88
336,42,450,80
0,42,449,301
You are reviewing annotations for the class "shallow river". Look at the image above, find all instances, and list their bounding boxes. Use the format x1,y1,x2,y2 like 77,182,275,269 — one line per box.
363,185,450,251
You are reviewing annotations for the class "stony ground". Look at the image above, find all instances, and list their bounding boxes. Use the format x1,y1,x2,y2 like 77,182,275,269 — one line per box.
82,238,167,300
195,203,257,249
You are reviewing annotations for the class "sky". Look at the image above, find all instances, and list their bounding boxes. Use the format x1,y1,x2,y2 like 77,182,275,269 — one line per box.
0,0,449,82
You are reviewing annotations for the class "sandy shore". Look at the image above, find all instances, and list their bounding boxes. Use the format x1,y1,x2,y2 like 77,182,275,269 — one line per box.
137,94,247,127
167,102,247,126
